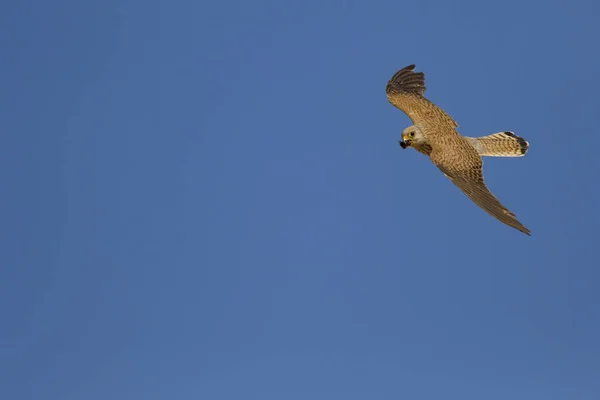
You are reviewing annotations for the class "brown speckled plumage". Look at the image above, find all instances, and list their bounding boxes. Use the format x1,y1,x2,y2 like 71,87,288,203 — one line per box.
468,132,529,157
386,64,531,236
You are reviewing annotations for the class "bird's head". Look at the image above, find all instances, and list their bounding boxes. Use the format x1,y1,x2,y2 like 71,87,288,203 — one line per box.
399,125,426,149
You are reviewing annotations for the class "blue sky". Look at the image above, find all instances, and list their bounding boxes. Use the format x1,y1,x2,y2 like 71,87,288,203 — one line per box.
1,0,599,399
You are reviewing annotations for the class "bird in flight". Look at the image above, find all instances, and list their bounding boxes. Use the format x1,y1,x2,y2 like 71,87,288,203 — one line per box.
386,64,531,235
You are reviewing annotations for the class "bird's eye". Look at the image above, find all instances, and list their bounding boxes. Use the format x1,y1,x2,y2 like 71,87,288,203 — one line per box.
409,132,415,137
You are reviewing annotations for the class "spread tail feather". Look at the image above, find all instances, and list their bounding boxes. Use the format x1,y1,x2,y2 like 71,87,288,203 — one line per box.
468,132,529,157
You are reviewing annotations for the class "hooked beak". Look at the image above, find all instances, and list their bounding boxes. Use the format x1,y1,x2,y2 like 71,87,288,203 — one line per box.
399,135,411,149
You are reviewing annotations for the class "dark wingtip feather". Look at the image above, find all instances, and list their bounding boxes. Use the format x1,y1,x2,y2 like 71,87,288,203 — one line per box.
386,64,426,96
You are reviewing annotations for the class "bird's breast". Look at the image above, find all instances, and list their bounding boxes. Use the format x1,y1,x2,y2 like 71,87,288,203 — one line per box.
414,142,433,156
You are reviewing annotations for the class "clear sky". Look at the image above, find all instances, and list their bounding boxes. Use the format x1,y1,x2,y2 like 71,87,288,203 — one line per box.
1,0,599,399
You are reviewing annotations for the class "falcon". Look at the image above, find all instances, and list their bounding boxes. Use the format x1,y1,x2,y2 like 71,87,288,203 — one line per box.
386,64,531,235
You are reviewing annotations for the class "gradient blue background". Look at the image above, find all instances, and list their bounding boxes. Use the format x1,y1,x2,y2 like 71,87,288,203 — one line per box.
2,1,599,399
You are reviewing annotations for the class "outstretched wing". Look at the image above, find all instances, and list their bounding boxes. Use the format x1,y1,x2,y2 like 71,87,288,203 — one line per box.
431,149,531,235
386,64,458,129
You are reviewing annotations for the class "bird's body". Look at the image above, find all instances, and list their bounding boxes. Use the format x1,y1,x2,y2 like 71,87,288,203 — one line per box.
386,64,531,235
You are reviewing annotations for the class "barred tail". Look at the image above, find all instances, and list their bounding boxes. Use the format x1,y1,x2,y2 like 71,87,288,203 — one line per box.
468,132,529,157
